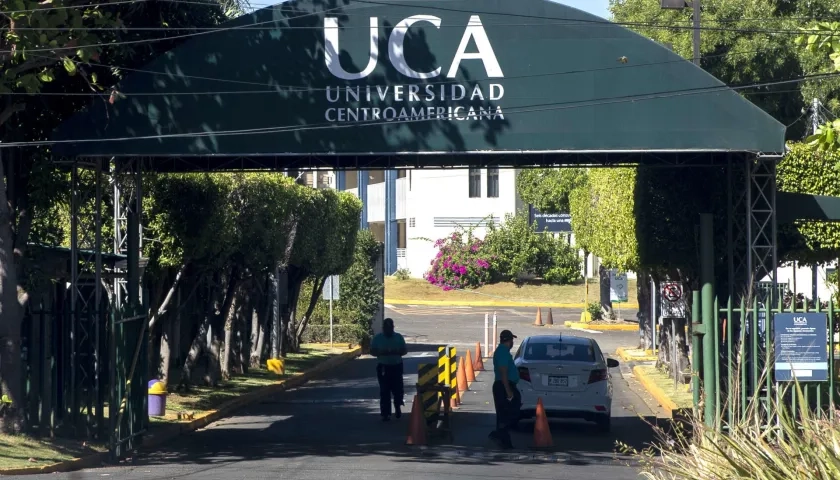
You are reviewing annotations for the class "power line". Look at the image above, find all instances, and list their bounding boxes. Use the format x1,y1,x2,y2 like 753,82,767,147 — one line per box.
17,47,783,97
1,1,834,54
5,70,836,148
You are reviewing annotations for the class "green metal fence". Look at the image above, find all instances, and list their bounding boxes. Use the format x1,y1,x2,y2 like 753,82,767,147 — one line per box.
109,304,149,459
697,293,839,430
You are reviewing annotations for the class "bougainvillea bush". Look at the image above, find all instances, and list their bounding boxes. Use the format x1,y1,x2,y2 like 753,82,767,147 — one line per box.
424,231,493,290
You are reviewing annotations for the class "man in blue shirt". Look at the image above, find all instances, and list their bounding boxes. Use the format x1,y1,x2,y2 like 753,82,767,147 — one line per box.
489,329,521,449
369,318,408,421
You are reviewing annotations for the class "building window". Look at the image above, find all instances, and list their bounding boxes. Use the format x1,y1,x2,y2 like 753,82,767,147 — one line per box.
469,168,481,198
486,168,499,198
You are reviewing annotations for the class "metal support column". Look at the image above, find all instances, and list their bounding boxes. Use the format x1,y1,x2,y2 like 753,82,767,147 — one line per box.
68,157,105,437
384,170,398,276
358,170,369,229
113,159,143,309
747,156,779,295
335,170,346,191
700,213,716,428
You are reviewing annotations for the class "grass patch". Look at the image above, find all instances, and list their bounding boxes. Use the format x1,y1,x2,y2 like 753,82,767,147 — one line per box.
156,344,347,422
385,277,638,305
636,364,693,410
0,434,106,470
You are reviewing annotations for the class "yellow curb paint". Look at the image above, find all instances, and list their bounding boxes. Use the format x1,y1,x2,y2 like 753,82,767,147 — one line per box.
632,365,679,414
566,322,638,331
1,347,362,476
616,346,658,363
385,298,639,309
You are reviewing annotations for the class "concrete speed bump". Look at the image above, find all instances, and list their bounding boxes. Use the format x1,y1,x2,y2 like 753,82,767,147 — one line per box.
564,322,638,331
616,347,658,362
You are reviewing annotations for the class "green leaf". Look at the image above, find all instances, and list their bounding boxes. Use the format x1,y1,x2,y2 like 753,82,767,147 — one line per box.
62,57,77,75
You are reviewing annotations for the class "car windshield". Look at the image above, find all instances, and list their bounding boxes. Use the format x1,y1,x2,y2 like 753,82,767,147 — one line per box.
523,341,595,362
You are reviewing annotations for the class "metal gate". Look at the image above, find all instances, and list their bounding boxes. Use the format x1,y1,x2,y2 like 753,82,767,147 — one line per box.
109,304,148,459
694,292,839,430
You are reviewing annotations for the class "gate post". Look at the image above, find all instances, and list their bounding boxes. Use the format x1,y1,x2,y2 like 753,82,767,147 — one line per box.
691,290,701,413
700,213,717,428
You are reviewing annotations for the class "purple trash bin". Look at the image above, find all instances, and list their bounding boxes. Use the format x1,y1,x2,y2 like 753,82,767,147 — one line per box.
147,379,167,417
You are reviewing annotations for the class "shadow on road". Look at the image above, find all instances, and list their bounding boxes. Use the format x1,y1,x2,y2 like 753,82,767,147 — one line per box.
127,343,657,470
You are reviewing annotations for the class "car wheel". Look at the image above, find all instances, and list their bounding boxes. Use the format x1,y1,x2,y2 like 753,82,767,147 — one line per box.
595,414,611,433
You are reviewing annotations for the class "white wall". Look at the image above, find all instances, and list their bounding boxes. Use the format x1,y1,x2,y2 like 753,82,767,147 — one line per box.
764,262,838,301
405,168,520,279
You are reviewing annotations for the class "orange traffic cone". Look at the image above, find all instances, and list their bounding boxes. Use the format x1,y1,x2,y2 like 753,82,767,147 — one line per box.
474,342,485,371
450,386,461,409
405,395,427,446
457,357,469,393
534,307,543,326
545,308,554,326
465,349,476,385
533,397,553,448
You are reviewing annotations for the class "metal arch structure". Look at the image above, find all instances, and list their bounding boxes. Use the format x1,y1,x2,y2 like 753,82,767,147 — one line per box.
112,158,143,310
66,157,106,438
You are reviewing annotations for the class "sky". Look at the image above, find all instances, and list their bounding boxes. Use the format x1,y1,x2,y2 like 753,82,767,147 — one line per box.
554,0,611,19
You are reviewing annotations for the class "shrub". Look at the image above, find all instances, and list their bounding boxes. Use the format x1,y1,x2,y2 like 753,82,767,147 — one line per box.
586,302,603,321
540,235,582,285
300,230,382,345
625,379,840,480
393,268,411,281
482,213,543,282
483,213,582,285
424,230,492,290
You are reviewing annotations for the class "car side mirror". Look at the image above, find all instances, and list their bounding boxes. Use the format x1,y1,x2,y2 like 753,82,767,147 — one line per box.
607,358,620,368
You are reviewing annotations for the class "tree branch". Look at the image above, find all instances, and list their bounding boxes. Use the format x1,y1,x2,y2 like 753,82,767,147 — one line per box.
295,276,327,341
149,262,189,329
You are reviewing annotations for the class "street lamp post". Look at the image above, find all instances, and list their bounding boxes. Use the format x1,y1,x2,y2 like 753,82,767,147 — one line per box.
660,0,701,66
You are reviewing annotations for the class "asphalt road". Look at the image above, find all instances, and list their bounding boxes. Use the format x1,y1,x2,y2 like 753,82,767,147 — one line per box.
24,306,662,480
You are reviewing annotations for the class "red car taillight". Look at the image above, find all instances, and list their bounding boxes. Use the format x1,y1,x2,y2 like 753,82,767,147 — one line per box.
588,369,608,384
518,367,531,382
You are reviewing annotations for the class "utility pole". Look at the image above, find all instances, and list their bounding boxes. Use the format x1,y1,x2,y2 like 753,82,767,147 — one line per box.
692,0,701,66
813,97,822,134
660,0,701,65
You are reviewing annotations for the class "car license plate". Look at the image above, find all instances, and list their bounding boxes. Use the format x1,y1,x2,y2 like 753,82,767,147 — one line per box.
548,376,568,387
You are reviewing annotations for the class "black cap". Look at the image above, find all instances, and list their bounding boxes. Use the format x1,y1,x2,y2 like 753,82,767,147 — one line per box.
500,330,517,342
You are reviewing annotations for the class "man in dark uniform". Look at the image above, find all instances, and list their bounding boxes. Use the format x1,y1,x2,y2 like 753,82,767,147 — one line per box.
369,318,407,421
489,329,521,449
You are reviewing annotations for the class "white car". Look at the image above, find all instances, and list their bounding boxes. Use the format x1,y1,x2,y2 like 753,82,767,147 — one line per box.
513,334,619,432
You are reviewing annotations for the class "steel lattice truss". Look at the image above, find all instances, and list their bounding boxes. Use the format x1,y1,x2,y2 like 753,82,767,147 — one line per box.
68,159,105,437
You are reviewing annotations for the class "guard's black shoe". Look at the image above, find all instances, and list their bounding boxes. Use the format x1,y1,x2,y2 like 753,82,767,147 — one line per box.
395,406,402,419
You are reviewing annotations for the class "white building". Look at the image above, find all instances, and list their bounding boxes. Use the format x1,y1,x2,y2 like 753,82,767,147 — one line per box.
302,168,837,302
302,167,603,280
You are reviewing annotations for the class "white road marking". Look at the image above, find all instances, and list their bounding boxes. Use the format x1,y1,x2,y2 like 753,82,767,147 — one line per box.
384,303,396,309
570,327,602,334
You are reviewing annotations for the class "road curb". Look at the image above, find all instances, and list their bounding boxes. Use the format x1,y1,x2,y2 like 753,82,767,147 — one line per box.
0,347,362,476
616,346,658,362
632,365,679,414
386,298,639,309
564,321,638,331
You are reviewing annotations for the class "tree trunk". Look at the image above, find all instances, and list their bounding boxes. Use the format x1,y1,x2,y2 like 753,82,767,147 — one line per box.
281,271,304,355
295,276,328,346
159,315,173,386
0,156,24,433
637,273,654,350
221,289,240,381
598,264,614,320
177,316,208,392
149,262,189,330
250,287,265,367
239,300,252,374
215,267,240,383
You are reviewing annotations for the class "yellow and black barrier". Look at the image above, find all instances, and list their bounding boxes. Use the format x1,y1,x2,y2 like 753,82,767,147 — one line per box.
417,363,439,421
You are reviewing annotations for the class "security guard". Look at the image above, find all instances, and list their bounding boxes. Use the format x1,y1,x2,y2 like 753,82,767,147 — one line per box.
369,318,407,421
489,329,521,449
